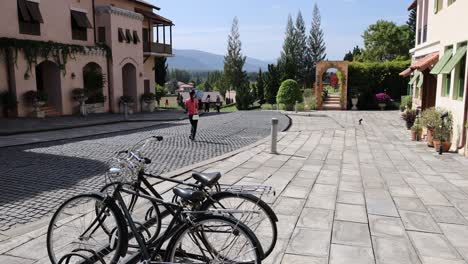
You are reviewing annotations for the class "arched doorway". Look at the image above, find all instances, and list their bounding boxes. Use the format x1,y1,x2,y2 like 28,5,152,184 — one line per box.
315,61,349,110
83,62,104,104
36,61,62,114
122,63,137,111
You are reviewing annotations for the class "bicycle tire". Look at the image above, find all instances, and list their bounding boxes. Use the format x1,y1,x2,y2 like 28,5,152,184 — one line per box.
100,182,162,246
200,191,278,259
47,193,128,264
164,214,263,263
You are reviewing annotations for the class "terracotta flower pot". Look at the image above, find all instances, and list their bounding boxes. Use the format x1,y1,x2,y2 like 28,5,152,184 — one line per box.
433,139,452,152
411,130,423,141
426,128,434,147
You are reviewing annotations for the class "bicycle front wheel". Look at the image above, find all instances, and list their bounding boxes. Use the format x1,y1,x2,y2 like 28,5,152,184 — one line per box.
47,193,127,264
165,215,263,263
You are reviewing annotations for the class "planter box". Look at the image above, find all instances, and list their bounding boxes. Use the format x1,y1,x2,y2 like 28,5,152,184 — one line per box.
142,101,155,112
119,103,134,114
86,103,106,114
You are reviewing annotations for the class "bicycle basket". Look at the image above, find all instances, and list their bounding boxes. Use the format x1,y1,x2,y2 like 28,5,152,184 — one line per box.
105,156,138,184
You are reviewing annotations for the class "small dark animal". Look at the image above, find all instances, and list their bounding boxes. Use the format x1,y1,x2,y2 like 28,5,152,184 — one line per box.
359,119,363,125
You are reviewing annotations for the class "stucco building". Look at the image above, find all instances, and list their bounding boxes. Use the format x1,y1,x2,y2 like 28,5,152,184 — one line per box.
404,0,467,154
0,0,173,117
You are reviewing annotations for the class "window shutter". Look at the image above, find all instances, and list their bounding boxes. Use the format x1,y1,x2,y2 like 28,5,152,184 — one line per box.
125,29,132,43
118,28,125,42
133,30,140,44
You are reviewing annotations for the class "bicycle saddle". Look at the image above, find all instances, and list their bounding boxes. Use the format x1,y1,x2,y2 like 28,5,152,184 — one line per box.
192,171,221,187
173,187,205,202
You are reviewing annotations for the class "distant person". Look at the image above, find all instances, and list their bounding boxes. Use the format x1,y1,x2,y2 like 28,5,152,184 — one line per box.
165,99,169,108
215,95,221,113
185,90,199,140
205,95,211,113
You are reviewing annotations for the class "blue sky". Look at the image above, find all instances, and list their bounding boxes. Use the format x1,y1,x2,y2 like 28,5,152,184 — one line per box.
150,0,411,61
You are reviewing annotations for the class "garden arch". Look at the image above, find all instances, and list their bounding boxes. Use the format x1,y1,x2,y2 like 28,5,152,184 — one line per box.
315,61,349,110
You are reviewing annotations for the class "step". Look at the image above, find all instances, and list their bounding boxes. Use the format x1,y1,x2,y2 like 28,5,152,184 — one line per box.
324,98,340,103
42,106,61,117
322,105,342,111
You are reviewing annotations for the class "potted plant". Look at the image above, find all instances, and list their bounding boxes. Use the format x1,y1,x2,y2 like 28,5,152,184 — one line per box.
350,90,360,111
120,95,135,114
420,107,442,147
86,92,106,113
72,88,88,116
401,109,417,129
0,91,17,117
433,111,453,153
375,92,392,110
141,92,155,112
411,122,423,141
23,90,48,118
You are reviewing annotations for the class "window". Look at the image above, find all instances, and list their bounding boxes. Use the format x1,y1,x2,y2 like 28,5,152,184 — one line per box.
118,28,125,42
98,27,106,43
434,0,443,13
454,44,467,100
17,0,43,35
71,10,92,41
443,72,451,97
133,30,140,44
125,29,132,43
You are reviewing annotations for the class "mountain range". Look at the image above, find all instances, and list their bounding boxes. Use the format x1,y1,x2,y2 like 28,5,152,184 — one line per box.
167,49,272,72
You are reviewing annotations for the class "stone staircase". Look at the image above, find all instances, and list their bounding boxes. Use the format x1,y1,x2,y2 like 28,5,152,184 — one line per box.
42,106,61,117
322,95,342,110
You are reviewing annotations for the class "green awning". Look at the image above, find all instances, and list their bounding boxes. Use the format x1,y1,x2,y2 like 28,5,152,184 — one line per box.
409,71,420,85
430,49,453,74
440,46,467,74
417,72,424,88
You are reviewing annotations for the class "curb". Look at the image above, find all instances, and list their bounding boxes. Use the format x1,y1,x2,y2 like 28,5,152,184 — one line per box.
0,117,188,137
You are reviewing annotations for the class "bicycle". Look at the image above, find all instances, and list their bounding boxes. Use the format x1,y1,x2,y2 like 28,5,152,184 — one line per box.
99,136,278,258
47,159,264,263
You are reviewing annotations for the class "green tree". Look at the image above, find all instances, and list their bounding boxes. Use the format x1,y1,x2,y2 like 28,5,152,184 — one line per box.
223,17,250,110
154,57,168,86
407,9,416,48
170,69,191,83
343,46,362,62
203,81,212,92
361,20,412,61
155,84,167,106
277,79,303,111
265,64,281,105
294,11,308,86
278,15,298,81
256,69,265,103
307,4,327,84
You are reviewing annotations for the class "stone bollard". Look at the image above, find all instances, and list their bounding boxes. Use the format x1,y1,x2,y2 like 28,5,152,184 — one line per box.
271,118,278,154
295,101,298,113
276,104,279,111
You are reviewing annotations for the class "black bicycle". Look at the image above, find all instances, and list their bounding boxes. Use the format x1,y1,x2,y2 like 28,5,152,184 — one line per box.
99,136,278,259
47,174,264,263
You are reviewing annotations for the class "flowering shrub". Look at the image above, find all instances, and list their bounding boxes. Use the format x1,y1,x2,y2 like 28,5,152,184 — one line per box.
375,93,392,104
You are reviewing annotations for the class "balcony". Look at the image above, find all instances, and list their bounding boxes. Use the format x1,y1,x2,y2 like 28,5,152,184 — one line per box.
143,42,173,56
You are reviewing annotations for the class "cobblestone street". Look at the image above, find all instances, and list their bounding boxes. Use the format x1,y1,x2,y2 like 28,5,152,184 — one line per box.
0,111,289,232
3,110,468,264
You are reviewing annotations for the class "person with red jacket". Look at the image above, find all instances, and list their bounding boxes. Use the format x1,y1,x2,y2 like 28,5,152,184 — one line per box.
185,90,199,140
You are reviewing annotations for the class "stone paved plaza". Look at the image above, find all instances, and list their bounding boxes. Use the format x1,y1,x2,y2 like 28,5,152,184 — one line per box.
3,111,468,263
0,111,288,232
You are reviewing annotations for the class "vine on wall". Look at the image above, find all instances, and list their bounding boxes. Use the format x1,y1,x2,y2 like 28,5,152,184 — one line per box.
0,38,111,77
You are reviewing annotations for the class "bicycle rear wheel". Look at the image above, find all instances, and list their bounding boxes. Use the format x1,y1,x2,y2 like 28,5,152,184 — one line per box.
47,193,127,264
201,191,278,258
165,215,263,263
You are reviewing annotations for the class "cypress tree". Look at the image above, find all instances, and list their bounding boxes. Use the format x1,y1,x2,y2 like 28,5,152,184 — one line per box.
278,15,298,81
295,11,308,87
308,4,327,84
256,68,265,103
154,57,168,86
265,64,281,105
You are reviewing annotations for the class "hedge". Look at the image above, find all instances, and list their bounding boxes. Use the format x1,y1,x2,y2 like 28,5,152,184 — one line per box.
347,60,410,110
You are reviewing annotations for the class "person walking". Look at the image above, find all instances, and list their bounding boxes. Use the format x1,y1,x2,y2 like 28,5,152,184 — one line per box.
215,95,221,113
204,95,211,113
185,90,199,140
